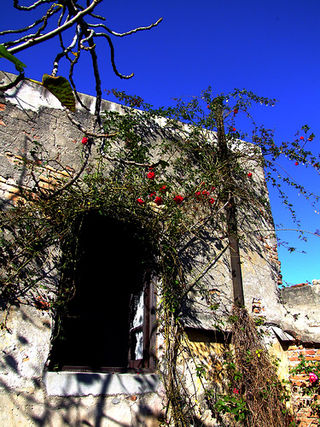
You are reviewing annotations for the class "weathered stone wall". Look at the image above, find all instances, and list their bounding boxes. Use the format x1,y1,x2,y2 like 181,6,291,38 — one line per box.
280,280,320,342
0,304,164,425
0,70,319,425
0,70,286,324
0,71,166,426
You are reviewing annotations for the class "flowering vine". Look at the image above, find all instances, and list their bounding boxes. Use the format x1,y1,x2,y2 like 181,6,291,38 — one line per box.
1,86,319,426
290,355,320,422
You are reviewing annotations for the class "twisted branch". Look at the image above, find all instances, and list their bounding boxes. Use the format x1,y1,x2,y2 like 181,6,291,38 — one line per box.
88,17,163,37
8,1,102,54
3,0,163,121
13,0,54,11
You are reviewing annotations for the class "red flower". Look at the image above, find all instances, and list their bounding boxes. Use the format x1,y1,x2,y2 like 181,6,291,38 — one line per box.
174,195,184,204
231,127,236,132
154,196,163,206
159,185,167,193
148,192,156,199
247,172,252,178
299,136,304,140
36,296,50,310
137,198,145,205
202,190,210,196
233,388,240,394
147,171,155,180
195,191,201,199
295,161,299,166
211,186,216,191
81,137,88,145
309,372,318,383
233,108,239,115
209,198,215,204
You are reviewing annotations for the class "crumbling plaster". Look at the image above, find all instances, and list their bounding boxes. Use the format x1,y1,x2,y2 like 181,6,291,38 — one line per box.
0,71,288,327
280,280,320,343
0,70,319,426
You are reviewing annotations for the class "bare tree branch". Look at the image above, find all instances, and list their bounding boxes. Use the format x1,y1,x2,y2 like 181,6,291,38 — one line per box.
3,6,60,48
88,44,103,120
52,25,81,76
44,144,91,200
101,154,164,169
8,0,102,54
0,7,59,36
88,17,163,37
2,0,163,124
94,32,134,79
65,109,117,138
80,29,95,48
13,0,55,11
0,72,25,91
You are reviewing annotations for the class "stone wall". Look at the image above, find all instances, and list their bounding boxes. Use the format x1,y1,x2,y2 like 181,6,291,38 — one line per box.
281,280,320,343
0,70,286,325
0,70,319,425
0,71,166,426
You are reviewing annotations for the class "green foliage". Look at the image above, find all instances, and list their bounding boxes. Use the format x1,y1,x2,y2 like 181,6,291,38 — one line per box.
42,74,75,112
291,353,320,377
253,316,265,326
220,306,293,426
214,393,249,423
1,86,318,424
0,44,26,72
195,364,206,379
290,354,320,421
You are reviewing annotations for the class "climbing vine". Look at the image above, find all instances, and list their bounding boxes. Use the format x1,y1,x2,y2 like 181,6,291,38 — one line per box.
0,87,320,425
290,354,320,423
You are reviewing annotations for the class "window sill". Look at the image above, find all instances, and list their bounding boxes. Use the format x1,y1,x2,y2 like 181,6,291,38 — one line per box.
43,371,160,396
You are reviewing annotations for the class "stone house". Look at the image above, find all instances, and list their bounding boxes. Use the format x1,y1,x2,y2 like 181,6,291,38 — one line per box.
0,71,319,426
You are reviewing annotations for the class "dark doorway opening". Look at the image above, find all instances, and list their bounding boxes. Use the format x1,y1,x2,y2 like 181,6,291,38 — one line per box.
48,212,156,372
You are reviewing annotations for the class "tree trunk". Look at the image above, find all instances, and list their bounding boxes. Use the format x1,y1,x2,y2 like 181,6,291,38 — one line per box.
214,100,245,307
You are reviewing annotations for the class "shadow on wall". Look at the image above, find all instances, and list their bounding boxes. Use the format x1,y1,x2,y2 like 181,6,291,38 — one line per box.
0,315,163,426
0,72,286,426
0,212,162,425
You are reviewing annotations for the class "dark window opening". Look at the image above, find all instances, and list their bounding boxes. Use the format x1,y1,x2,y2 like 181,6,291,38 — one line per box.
48,212,156,373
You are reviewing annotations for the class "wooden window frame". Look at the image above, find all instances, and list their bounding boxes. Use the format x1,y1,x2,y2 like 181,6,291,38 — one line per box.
55,278,156,374
128,278,156,372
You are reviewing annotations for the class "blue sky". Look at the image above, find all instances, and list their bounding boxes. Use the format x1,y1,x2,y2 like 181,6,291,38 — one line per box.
1,0,320,286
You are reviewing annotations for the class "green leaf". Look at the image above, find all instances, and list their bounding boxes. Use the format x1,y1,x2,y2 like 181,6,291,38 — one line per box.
158,159,170,168
0,44,26,72
42,74,76,112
